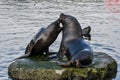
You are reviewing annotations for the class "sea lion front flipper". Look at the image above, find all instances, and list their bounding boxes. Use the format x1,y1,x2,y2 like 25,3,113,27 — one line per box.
56,61,72,67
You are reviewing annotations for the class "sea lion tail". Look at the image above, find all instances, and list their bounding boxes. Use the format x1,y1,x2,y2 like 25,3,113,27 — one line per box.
14,53,30,60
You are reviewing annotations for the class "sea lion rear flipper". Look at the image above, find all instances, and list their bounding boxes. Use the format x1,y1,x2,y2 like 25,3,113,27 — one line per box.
14,53,30,60
82,26,91,40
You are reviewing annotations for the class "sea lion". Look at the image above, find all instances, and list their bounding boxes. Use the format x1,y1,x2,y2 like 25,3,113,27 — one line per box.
57,13,94,67
15,19,63,60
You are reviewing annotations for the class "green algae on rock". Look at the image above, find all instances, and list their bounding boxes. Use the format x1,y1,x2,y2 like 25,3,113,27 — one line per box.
8,52,117,80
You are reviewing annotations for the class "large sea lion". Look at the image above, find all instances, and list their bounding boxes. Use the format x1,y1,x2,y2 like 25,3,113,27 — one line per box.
15,19,63,59
57,13,94,67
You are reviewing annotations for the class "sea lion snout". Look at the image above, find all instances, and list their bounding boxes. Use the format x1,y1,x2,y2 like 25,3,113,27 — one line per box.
56,19,63,28
54,19,61,28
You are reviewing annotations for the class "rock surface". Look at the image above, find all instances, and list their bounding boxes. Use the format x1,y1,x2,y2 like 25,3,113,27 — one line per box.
8,52,117,80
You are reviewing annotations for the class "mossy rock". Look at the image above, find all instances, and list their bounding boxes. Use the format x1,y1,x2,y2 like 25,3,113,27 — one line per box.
8,52,117,80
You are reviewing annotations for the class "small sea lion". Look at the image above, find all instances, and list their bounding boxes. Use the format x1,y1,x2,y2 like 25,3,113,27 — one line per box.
15,19,63,60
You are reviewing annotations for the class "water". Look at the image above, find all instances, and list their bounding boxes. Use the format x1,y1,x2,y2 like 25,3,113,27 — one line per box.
0,0,120,80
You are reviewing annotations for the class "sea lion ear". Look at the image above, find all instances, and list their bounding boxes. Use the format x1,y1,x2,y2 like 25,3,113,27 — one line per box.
82,26,91,40
60,22,63,28
82,26,91,33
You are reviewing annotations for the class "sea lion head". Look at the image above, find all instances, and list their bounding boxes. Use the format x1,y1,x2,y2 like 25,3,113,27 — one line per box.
59,13,80,27
56,19,64,29
59,13,83,37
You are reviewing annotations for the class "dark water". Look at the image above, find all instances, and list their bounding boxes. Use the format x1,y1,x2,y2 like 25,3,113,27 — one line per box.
0,0,120,80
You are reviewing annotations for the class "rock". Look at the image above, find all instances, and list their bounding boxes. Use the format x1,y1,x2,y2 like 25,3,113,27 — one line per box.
8,52,117,80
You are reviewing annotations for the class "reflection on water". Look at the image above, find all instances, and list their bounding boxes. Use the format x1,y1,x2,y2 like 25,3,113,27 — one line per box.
0,0,120,80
